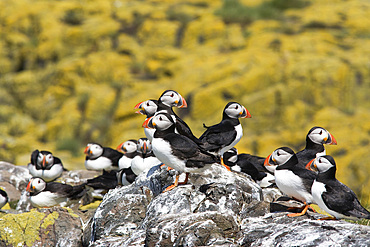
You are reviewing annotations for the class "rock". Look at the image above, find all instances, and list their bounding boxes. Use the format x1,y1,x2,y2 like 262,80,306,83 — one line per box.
86,163,370,246
0,207,83,247
237,213,370,246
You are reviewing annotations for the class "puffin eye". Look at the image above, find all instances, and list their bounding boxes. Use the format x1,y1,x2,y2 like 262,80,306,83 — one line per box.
319,130,323,135
235,105,238,109
146,102,150,106
277,151,280,156
159,116,163,121
38,180,40,183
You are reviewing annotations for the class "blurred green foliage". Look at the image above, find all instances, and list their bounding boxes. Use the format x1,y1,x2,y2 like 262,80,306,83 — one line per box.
0,0,369,202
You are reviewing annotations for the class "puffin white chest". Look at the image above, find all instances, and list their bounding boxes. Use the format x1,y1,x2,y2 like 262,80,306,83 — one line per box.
220,124,243,156
85,157,113,171
152,138,185,172
275,169,314,203
30,191,68,208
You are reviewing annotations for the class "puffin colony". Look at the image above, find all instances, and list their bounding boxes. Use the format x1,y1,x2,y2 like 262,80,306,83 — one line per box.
4,89,369,222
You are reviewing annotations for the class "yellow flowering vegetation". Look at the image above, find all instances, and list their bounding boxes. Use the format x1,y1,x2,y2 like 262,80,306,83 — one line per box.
0,0,370,202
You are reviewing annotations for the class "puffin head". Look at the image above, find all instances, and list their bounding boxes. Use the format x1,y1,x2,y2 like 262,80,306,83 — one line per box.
224,102,251,119
159,90,187,108
26,177,46,193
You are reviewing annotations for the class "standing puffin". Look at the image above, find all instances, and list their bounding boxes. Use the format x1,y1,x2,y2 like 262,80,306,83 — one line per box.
117,138,161,186
199,102,251,167
116,140,139,169
0,188,8,209
296,126,337,169
84,143,123,171
264,147,316,217
26,177,86,208
143,112,220,192
306,155,370,220
223,148,274,188
27,150,65,182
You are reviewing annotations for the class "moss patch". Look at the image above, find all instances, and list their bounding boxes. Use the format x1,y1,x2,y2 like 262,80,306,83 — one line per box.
0,209,60,247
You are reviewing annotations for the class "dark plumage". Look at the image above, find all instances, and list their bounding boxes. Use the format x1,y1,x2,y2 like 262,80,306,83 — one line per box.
199,102,251,157
143,112,220,191
296,126,337,169
223,148,274,187
86,170,118,191
307,155,370,220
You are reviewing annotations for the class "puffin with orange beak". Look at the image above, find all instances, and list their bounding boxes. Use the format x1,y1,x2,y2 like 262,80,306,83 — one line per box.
199,102,251,170
264,147,317,217
306,155,370,220
116,139,139,169
27,150,65,182
26,177,86,208
84,143,123,171
135,90,200,145
296,127,337,169
117,138,161,186
143,112,220,192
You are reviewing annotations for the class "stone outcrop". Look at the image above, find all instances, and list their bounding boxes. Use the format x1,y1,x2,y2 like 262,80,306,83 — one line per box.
1,162,370,246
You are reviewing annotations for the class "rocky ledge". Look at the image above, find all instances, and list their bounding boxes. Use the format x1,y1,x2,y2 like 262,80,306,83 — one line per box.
0,162,370,246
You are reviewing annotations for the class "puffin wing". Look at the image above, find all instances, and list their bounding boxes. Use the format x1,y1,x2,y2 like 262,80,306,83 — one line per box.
199,121,236,151
174,119,201,144
103,147,124,167
45,182,74,197
290,168,316,193
30,149,40,167
323,181,370,218
167,134,218,166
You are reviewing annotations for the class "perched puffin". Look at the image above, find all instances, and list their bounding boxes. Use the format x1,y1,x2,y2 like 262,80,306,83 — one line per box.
27,150,65,182
223,148,274,188
136,90,201,144
84,143,123,171
86,170,118,198
143,112,220,191
264,147,316,217
199,102,251,167
117,138,161,186
134,100,158,141
0,188,8,209
26,177,86,208
306,155,370,220
116,140,139,169
296,127,337,169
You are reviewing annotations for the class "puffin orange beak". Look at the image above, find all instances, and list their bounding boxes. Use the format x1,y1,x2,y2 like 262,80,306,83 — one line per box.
134,101,144,109
142,117,151,128
116,142,124,152
26,181,32,192
328,133,337,145
84,146,90,155
179,96,188,108
42,156,46,168
305,159,315,170
142,142,147,153
240,106,252,118
264,154,272,166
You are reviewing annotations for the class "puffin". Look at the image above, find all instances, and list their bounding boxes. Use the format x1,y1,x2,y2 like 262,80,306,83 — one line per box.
85,170,118,198
296,126,337,169
223,148,274,188
117,138,161,186
0,188,8,209
306,155,370,220
136,90,200,144
116,140,139,169
143,112,220,192
134,99,158,141
26,177,86,208
84,143,123,171
27,150,65,182
199,102,251,167
264,147,316,217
